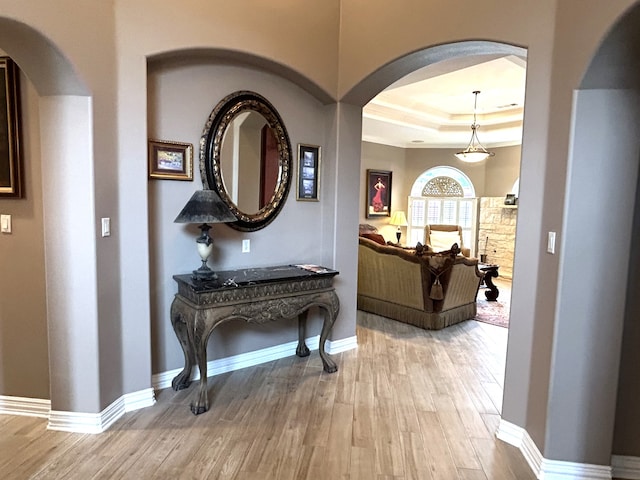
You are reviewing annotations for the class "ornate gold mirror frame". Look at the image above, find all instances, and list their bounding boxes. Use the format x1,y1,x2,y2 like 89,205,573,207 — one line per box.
200,90,292,232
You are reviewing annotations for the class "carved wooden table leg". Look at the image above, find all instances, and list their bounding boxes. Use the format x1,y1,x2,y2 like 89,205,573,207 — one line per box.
296,310,310,357
170,297,195,391
191,311,211,415
483,267,500,301
318,290,340,373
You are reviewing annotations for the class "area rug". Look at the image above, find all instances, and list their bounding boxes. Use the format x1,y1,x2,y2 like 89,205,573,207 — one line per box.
474,279,511,328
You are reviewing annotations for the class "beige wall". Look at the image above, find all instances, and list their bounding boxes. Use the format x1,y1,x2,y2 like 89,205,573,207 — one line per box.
360,142,521,246
358,142,407,241
402,145,521,201
484,145,521,197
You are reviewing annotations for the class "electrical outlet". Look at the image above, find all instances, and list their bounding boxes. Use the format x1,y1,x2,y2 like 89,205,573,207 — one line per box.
242,239,250,253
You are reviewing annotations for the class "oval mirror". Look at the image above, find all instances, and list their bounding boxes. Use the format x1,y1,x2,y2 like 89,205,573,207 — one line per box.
200,91,292,232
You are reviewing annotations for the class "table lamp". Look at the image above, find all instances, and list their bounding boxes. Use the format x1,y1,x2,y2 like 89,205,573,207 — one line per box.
389,211,408,243
174,189,236,281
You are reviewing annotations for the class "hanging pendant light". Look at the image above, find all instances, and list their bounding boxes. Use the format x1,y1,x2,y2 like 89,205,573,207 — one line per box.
454,90,495,163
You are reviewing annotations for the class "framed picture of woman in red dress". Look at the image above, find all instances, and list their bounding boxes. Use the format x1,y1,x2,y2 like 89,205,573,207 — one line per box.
366,169,392,218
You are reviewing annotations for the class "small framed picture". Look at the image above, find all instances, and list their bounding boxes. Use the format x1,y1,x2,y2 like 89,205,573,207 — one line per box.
366,169,392,218
297,144,321,201
148,139,193,181
504,193,517,205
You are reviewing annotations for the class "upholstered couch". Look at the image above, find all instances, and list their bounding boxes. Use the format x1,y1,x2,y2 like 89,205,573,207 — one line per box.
357,235,483,330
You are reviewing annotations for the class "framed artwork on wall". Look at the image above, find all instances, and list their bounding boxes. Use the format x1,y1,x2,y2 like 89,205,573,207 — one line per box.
148,139,193,181
296,143,321,201
0,57,22,198
366,169,392,218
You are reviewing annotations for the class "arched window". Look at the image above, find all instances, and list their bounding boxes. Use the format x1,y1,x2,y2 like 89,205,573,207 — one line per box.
422,176,464,197
411,166,475,198
406,166,478,253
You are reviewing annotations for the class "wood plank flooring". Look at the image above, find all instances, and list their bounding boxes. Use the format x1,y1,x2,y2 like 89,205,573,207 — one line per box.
0,313,535,479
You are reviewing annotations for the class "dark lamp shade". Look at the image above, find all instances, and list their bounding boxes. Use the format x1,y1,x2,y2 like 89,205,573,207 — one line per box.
174,189,236,224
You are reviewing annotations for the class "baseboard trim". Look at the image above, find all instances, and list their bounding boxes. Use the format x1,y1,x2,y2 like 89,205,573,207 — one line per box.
498,418,543,474
49,409,110,434
123,387,156,413
327,335,358,354
2,334,358,432
497,419,613,479
47,388,156,434
612,455,640,479
152,335,358,390
0,394,51,418
539,458,612,479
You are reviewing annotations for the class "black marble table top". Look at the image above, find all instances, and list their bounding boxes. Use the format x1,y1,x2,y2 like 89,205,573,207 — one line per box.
478,263,499,270
174,264,339,292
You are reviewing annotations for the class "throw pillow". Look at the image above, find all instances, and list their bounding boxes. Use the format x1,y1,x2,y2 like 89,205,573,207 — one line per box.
358,223,378,236
361,233,386,245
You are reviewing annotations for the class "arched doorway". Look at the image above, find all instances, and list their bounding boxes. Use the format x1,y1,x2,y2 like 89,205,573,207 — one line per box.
353,37,525,413
0,17,100,419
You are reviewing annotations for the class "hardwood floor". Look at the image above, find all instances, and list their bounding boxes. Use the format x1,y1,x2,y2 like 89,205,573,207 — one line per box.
0,313,534,479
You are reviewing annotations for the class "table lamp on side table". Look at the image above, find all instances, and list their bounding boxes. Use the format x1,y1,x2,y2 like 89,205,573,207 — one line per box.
389,210,408,244
174,189,236,281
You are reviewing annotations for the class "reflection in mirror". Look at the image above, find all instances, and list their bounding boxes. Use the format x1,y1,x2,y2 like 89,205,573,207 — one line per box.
220,111,279,213
200,91,292,232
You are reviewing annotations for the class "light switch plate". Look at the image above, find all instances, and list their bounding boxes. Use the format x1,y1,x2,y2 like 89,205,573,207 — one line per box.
101,217,111,237
1,214,11,233
242,239,250,253
547,231,556,254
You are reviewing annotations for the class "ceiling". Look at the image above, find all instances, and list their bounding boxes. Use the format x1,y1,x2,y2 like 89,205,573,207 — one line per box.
362,54,527,149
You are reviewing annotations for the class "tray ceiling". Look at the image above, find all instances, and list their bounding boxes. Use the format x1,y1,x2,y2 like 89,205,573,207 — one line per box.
362,54,526,149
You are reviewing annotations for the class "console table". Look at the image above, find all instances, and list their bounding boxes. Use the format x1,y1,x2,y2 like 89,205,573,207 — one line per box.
170,264,340,415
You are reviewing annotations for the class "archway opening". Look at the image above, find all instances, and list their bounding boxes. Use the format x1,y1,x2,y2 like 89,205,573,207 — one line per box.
0,16,94,416
354,39,526,417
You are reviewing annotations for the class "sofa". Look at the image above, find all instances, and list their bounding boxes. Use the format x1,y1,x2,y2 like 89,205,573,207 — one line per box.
357,235,483,330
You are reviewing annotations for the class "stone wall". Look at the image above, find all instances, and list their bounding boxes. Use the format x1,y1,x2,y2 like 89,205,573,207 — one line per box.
478,197,517,279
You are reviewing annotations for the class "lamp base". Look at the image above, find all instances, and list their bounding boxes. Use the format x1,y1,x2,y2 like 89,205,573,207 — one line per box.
191,261,218,281
396,230,402,243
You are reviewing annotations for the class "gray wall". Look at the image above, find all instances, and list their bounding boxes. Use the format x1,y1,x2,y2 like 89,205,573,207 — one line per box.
0,70,49,399
147,61,355,374
614,155,640,455
545,89,640,463
2,0,640,468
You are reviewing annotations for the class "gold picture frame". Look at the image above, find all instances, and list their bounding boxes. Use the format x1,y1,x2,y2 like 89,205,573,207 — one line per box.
148,139,193,181
0,57,22,198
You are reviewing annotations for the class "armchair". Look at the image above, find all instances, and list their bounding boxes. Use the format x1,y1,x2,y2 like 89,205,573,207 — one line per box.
425,224,471,257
